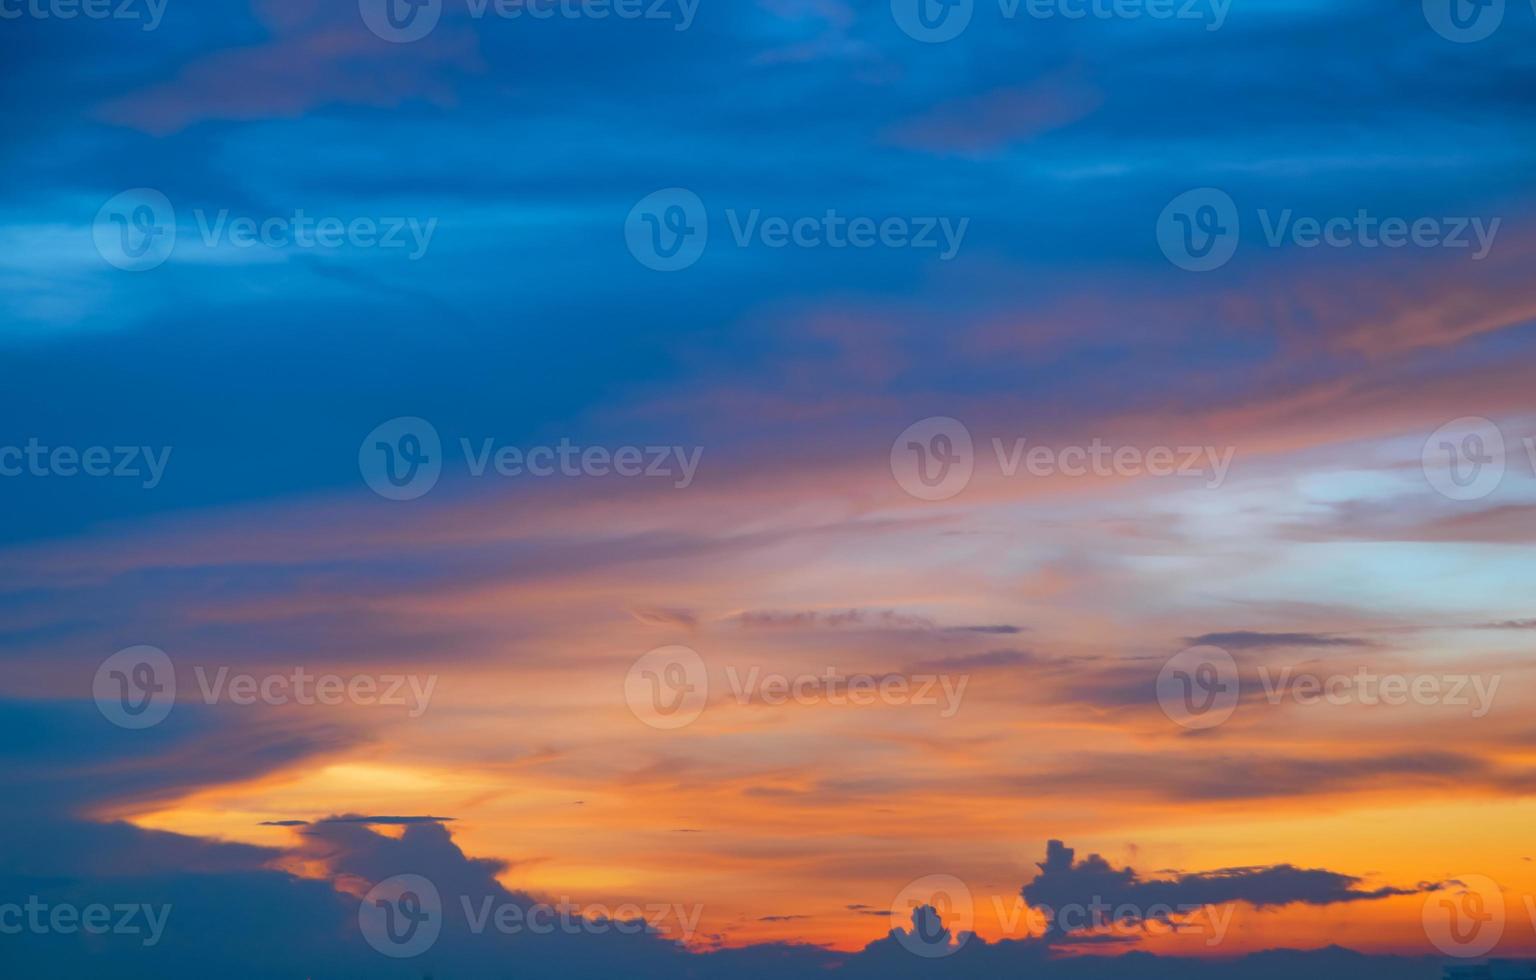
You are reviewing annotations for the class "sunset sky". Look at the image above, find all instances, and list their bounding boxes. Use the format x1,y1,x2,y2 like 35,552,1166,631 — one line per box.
3,0,1536,976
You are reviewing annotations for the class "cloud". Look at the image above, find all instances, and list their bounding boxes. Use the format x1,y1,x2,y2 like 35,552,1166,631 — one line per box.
631,607,700,629
1187,631,1369,650
909,649,1038,671
261,814,456,827
885,72,1103,156
1483,618,1536,630
1021,840,1428,939
732,609,937,631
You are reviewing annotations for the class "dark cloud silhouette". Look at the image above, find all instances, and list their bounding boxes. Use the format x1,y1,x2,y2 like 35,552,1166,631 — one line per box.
910,649,1038,671
1021,840,1429,940
943,626,1027,635
1483,619,1536,630
1187,632,1368,650
260,814,456,827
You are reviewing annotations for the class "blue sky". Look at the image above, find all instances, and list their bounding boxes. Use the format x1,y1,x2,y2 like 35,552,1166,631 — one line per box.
3,0,1536,975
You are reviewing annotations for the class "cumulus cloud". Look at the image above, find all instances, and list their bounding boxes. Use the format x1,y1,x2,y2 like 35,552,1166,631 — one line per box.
1021,840,1429,940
